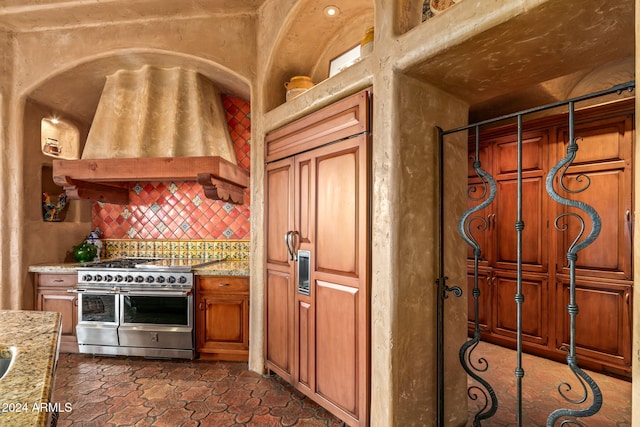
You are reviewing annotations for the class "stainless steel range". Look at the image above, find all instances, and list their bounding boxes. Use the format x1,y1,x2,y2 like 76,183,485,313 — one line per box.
74,258,216,359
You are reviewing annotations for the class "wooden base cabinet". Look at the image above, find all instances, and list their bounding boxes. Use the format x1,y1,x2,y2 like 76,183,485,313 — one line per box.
34,273,78,353
555,277,633,376
467,99,634,378
196,276,249,361
265,90,371,426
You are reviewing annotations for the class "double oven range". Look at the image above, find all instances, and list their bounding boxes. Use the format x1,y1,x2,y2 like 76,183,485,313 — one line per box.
73,258,215,359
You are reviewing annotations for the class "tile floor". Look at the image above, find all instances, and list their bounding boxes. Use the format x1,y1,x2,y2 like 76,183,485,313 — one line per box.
465,341,632,426
51,342,631,426
51,355,345,427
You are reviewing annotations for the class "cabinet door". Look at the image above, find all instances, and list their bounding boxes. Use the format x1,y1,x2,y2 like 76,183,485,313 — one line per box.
293,152,316,393
196,276,249,361
35,273,79,352
491,271,549,347
555,278,632,374
554,114,633,281
37,290,77,341
466,143,493,267
264,158,295,380
492,131,548,273
197,294,248,353
309,135,369,425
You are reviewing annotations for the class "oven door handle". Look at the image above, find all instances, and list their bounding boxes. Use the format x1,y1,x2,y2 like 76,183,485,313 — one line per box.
68,288,120,295
123,290,192,297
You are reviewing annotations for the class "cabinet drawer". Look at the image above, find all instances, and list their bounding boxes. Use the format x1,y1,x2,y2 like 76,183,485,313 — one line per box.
38,274,77,288
198,276,249,293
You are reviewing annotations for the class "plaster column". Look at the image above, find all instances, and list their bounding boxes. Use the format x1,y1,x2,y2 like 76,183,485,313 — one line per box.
369,66,469,427
0,30,25,310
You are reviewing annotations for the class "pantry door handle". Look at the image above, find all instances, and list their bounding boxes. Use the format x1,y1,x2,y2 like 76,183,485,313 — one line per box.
626,209,633,248
290,231,299,261
285,231,294,261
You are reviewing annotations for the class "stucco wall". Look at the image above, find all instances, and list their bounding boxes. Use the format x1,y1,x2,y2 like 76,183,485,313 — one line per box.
0,29,17,308
13,16,256,99
391,73,469,425
22,99,91,308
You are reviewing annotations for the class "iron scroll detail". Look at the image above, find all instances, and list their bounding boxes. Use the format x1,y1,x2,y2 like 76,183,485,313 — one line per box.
545,102,602,426
439,81,633,427
457,131,499,426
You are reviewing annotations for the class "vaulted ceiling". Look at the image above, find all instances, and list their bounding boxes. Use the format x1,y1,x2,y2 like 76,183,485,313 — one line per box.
0,0,269,32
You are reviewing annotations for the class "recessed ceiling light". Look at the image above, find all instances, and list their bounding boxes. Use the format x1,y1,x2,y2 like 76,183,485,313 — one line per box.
323,5,340,17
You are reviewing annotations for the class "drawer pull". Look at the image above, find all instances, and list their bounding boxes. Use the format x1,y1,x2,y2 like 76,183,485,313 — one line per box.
218,283,230,287
53,279,65,283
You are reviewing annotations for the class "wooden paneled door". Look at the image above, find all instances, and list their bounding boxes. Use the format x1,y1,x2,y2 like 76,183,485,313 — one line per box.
467,130,551,347
264,89,371,426
293,136,369,425
265,157,295,381
553,108,634,375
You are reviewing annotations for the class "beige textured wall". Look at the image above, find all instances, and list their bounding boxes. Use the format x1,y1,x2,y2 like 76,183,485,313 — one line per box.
13,16,255,99
0,29,22,310
0,31,22,309
391,74,469,425
22,100,92,308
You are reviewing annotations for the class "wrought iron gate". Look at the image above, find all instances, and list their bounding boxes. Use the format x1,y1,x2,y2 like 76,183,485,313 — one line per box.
436,81,635,426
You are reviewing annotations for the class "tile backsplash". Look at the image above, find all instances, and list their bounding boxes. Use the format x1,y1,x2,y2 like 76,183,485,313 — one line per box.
102,239,250,261
92,95,251,242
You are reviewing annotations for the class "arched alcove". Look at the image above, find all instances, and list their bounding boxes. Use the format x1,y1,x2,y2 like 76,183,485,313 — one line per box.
26,49,251,128
21,49,252,264
262,0,374,111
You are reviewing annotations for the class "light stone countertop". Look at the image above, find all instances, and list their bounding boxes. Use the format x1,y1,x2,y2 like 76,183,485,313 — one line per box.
193,260,250,276
0,310,62,427
28,262,91,274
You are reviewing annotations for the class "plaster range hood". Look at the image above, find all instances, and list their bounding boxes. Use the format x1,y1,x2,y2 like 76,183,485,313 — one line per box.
52,66,249,205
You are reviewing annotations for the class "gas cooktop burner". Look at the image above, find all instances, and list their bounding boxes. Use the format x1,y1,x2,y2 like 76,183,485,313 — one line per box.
87,258,155,269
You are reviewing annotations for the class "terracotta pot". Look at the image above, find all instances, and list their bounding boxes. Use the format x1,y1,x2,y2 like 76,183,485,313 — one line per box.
360,27,374,56
284,76,314,90
285,76,314,101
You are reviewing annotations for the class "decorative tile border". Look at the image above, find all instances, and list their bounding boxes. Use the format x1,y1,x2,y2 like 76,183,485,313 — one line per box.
103,239,250,261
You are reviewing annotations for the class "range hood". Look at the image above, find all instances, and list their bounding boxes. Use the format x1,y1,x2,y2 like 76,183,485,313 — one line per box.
52,66,249,205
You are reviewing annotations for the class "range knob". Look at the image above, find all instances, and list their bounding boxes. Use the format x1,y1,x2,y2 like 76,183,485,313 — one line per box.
94,274,103,282
145,276,155,283
167,276,176,284
82,274,93,281
178,276,187,284
135,275,144,283
125,275,134,282
156,276,166,283
115,275,124,282
105,275,113,282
